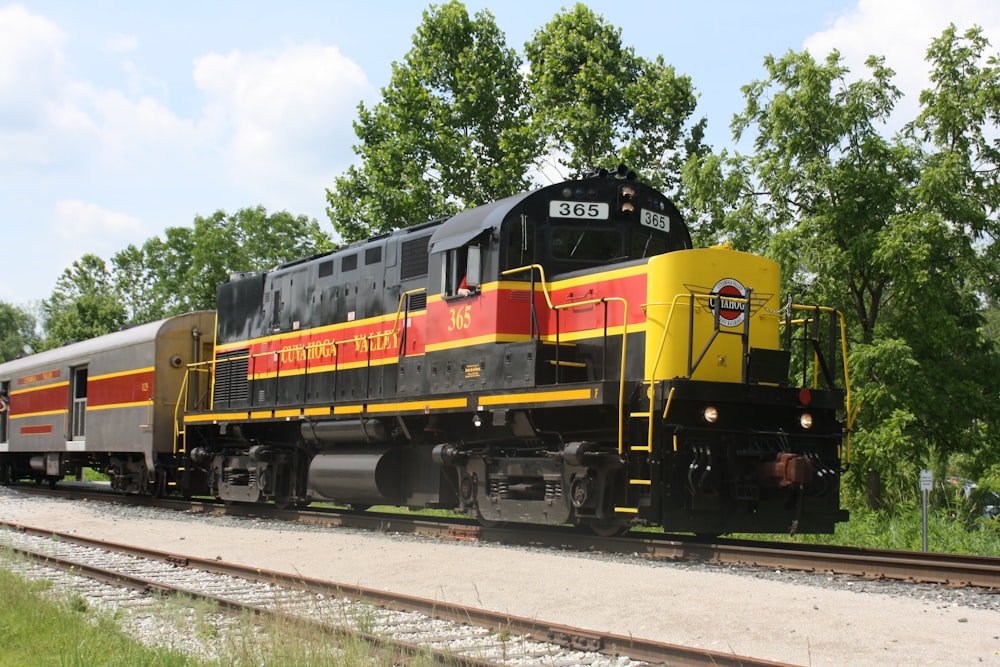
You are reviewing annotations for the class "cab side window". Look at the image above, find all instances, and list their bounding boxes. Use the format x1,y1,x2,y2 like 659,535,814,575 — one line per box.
444,244,482,298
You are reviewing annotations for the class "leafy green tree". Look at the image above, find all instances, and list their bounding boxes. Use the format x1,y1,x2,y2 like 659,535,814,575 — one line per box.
0,301,38,362
41,254,127,349
139,207,333,315
112,243,165,324
326,1,537,242
683,29,1000,498
524,3,706,193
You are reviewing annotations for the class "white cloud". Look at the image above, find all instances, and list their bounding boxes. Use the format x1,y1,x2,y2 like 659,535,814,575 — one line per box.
0,4,67,129
804,0,1000,125
104,33,137,54
53,200,143,239
192,43,374,185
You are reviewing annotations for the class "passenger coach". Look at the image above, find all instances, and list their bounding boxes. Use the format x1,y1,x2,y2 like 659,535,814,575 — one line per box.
0,312,215,492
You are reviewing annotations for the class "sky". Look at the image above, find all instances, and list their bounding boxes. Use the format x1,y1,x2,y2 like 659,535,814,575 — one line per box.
2,0,998,308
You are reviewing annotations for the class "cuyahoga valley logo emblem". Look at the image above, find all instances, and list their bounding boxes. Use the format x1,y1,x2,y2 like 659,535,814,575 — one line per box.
684,278,772,328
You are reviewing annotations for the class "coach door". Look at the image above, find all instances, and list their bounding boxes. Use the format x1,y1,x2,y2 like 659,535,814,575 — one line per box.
69,366,87,440
0,380,8,442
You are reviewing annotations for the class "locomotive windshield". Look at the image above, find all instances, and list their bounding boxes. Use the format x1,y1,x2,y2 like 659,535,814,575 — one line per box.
501,175,691,277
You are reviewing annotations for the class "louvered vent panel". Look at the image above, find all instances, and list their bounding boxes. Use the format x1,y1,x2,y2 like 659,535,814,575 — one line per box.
213,348,250,407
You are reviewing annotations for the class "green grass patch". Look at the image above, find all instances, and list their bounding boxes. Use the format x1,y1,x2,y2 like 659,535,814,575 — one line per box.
81,466,109,482
728,501,1000,555
0,567,198,667
0,561,438,666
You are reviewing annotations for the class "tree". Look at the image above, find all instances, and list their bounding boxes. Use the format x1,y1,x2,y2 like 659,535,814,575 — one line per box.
137,207,333,315
524,3,707,194
112,243,165,325
0,301,38,362
682,31,1000,497
41,254,127,349
326,1,537,243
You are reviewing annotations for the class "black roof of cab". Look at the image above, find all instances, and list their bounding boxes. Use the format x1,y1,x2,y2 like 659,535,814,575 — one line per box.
428,190,534,254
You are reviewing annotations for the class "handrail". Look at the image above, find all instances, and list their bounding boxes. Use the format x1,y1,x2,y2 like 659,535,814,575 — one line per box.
172,368,190,454
500,264,630,454
643,294,854,463
789,303,854,463
551,296,629,454
181,288,429,414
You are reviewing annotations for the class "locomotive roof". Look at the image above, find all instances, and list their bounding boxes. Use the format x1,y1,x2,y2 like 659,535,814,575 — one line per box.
0,312,212,377
428,189,535,254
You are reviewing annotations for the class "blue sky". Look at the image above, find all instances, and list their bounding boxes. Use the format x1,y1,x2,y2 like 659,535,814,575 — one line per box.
2,0,997,307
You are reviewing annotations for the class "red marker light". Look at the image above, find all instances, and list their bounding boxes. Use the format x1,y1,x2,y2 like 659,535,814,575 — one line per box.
798,387,812,406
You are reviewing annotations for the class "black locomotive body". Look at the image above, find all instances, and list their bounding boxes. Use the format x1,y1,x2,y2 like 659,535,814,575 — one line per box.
0,172,850,535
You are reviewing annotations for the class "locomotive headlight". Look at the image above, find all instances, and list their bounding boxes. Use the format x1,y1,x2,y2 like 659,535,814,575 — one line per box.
702,406,719,424
799,412,814,429
472,413,484,427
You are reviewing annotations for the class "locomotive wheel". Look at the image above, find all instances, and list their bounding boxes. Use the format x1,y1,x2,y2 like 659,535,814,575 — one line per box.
274,497,310,510
150,467,166,498
476,509,506,528
585,518,630,537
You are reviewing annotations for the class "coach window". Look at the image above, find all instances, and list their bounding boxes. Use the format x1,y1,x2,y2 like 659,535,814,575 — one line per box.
444,244,481,298
70,366,87,440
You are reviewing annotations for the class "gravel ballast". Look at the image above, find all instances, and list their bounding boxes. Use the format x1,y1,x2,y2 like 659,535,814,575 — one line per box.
1,487,997,666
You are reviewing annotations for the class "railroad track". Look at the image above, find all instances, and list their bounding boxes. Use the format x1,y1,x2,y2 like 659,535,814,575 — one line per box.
16,482,1000,590
0,522,792,667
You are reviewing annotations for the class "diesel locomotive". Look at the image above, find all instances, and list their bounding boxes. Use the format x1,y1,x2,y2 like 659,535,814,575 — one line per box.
0,169,851,535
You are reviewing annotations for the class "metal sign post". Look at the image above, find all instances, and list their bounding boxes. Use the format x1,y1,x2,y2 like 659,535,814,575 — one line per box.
919,469,933,552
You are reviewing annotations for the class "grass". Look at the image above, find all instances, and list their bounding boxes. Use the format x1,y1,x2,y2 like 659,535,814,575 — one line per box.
0,567,198,667
730,497,1000,556
81,466,109,482
0,552,439,667
811,501,1000,555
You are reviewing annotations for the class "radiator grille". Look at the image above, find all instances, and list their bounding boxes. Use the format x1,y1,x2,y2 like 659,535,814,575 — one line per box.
213,348,249,407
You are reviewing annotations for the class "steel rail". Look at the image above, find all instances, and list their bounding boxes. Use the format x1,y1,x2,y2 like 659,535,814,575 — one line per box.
11,483,1000,589
2,521,795,667
1,528,494,667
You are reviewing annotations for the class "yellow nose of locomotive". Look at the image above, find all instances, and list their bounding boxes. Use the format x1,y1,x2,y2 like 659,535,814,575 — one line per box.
644,244,782,383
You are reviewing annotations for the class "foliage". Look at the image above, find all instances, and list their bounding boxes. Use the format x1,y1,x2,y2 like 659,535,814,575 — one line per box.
0,301,38,362
113,207,333,320
41,253,127,349
326,1,537,243
797,494,1000,556
325,2,708,241
682,27,1000,499
523,3,707,193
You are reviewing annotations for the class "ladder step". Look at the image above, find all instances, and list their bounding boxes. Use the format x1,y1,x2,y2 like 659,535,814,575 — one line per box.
629,411,651,418
629,445,652,452
629,479,652,486
614,506,639,514
546,360,586,368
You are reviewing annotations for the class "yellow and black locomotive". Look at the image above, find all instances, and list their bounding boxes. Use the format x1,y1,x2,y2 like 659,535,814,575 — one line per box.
180,169,850,535
0,170,850,535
